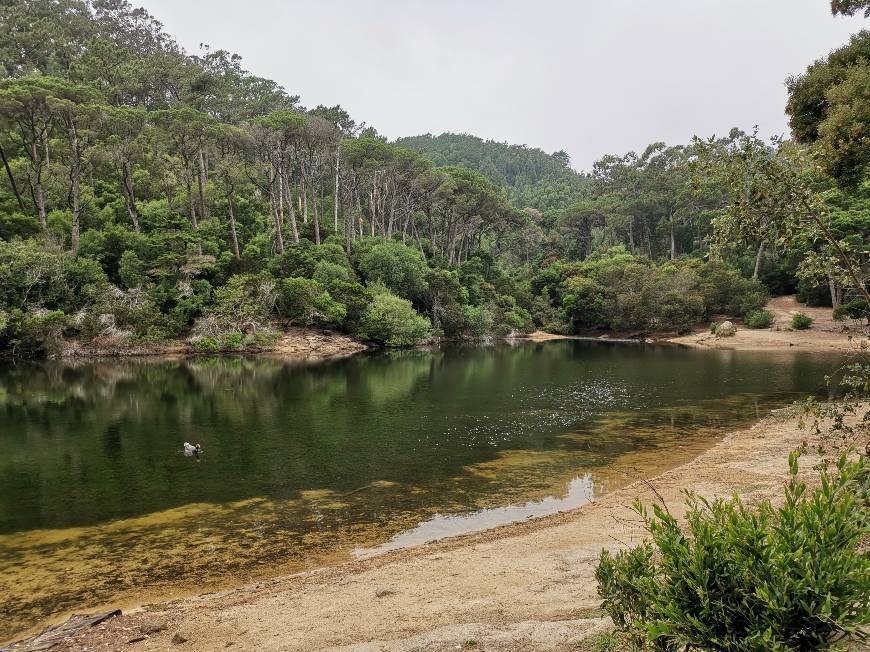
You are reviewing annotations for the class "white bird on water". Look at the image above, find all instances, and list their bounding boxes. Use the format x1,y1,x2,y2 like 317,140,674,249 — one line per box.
183,442,203,456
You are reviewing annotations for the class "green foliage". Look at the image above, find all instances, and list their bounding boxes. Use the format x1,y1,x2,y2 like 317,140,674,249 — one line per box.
0,0,864,355
791,312,813,329
596,453,870,650
542,250,762,334
355,239,429,302
275,277,346,329
462,304,493,337
561,276,608,329
394,132,590,212
9,308,66,356
786,31,870,187
424,268,467,337
357,288,431,347
117,250,145,289
192,274,274,338
744,308,774,329
697,262,768,316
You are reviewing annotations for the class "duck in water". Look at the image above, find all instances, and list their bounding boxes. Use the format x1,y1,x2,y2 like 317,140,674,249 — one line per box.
183,442,203,457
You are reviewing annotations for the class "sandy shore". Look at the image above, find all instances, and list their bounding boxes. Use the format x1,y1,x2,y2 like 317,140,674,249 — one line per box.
57,327,369,359
669,295,868,353
38,403,844,652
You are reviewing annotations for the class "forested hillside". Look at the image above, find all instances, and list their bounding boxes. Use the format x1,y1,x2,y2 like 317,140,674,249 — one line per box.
0,0,866,357
394,133,590,211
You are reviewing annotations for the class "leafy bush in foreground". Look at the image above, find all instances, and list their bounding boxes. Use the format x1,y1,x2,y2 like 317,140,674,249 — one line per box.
744,308,774,328
357,288,431,347
596,452,869,651
791,312,813,329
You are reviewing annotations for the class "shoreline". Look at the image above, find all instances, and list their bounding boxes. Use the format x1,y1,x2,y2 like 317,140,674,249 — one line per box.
8,296,863,361
26,404,840,651
667,295,867,353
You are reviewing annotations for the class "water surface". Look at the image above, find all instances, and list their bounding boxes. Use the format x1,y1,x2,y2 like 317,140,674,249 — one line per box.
0,341,845,640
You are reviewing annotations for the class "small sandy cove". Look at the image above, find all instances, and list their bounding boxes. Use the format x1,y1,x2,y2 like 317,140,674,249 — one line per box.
669,295,868,353
43,402,851,652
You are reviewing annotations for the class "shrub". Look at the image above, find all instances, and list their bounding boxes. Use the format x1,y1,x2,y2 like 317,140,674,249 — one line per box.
560,275,609,329
791,312,813,329
834,298,869,322
12,309,67,356
744,308,774,328
118,250,146,289
596,452,870,651
192,274,274,336
355,239,428,302
462,304,493,337
357,289,431,347
312,260,353,287
275,277,346,329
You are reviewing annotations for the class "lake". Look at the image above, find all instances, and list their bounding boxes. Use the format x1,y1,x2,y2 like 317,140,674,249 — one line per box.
0,341,847,640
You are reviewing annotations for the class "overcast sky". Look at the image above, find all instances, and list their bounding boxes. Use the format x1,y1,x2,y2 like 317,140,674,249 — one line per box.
137,0,865,172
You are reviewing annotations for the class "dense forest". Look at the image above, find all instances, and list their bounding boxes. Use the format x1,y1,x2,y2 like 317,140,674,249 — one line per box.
394,133,591,212
0,0,866,356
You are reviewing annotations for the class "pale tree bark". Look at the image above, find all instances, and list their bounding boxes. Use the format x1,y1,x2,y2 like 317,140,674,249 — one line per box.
312,186,321,245
197,148,209,221
268,165,284,253
828,275,843,311
120,161,140,232
68,123,82,255
226,189,240,259
282,165,300,244
26,140,49,232
752,241,765,279
334,147,340,233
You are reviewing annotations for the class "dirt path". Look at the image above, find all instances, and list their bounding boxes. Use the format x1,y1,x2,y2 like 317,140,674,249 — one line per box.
45,406,833,652
669,295,868,352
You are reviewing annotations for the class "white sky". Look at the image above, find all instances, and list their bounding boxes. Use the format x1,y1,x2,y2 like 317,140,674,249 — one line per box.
137,0,866,172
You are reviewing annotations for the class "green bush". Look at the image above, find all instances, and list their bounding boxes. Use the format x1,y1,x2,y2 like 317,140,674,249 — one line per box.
357,289,431,347
791,312,813,330
275,277,346,329
462,304,493,337
12,309,67,356
596,452,869,651
833,298,869,322
744,308,774,329
355,239,429,302
118,250,146,289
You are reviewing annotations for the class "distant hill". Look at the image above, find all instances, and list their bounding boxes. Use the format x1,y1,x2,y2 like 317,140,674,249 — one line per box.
394,133,589,212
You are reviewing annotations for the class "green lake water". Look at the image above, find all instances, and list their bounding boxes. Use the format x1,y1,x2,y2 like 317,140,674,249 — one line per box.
0,341,848,640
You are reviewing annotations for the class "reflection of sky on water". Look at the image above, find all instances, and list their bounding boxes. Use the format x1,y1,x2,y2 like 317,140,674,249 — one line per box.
355,473,595,556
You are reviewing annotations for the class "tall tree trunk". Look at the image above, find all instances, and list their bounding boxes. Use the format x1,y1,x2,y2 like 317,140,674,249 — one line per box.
828,275,842,311
186,180,198,229
752,241,765,279
301,169,308,224
120,162,140,232
33,178,48,232
282,167,300,244
312,186,321,245
227,189,240,259
268,166,285,253
334,148,340,233
669,217,676,260
0,142,25,212
197,148,209,221
27,142,48,232
68,124,82,255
